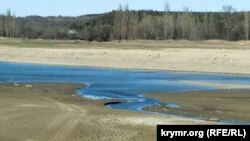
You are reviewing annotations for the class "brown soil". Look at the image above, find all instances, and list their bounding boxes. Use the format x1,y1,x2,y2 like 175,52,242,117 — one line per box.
146,90,250,122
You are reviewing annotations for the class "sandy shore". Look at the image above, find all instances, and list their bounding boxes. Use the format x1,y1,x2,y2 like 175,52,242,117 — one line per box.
146,90,250,122
1,39,250,75
0,83,214,141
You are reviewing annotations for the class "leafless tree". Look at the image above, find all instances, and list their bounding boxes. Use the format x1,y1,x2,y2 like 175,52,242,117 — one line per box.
114,4,123,40
162,1,175,39
177,7,191,39
114,4,131,41
1,10,19,38
244,12,250,40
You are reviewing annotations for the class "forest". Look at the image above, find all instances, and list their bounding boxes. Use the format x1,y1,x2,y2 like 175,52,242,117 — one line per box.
0,4,250,41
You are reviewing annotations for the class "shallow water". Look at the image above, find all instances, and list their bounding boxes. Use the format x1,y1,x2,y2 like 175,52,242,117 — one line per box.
1,62,250,117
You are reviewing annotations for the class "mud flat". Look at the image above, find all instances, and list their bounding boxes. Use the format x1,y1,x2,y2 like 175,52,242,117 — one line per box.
0,83,214,141
146,90,250,122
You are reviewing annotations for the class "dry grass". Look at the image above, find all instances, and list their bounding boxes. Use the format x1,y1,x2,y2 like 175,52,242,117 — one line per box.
1,38,250,49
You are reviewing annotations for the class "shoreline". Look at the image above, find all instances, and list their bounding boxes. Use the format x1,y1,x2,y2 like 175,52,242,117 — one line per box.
0,82,215,141
145,90,250,123
2,60,250,76
1,39,250,75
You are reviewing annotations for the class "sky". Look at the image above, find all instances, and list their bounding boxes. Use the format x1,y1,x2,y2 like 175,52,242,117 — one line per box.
1,0,250,17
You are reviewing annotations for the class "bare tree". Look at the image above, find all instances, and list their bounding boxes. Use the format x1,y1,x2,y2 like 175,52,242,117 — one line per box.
208,13,218,39
114,4,123,40
244,12,250,40
0,16,5,36
190,14,197,40
203,13,209,39
177,7,190,39
162,1,175,40
222,5,236,13
128,12,139,40
221,5,236,40
114,4,131,41
1,9,19,38
122,4,129,41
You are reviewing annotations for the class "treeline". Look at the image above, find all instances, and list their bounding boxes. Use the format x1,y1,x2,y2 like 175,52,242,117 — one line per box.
0,10,19,37
0,4,250,41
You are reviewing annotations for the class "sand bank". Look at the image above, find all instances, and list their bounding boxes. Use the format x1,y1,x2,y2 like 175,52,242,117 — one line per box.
1,39,250,75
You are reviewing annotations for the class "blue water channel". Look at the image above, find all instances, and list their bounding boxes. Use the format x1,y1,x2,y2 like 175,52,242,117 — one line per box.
1,62,250,122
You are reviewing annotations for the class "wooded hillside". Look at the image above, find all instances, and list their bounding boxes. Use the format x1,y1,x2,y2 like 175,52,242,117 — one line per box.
0,4,249,41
